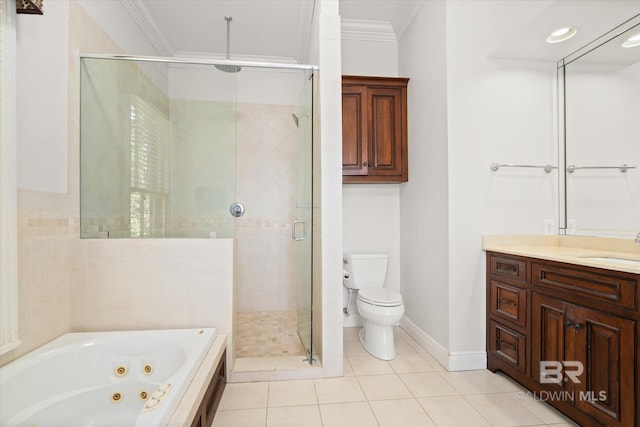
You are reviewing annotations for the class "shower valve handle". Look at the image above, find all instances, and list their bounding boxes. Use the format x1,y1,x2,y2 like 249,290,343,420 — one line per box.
230,202,245,218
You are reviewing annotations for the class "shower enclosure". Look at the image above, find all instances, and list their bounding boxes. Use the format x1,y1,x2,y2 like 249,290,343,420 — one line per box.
80,55,315,364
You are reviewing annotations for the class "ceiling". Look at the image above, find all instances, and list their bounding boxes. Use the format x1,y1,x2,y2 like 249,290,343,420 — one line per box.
116,0,640,64
124,0,421,61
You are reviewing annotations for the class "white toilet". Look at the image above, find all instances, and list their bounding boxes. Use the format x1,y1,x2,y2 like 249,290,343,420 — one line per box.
343,253,405,360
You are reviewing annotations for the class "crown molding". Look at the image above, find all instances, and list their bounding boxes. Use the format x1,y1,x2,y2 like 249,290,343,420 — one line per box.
341,19,396,42
392,0,424,40
120,0,174,56
296,0,316,62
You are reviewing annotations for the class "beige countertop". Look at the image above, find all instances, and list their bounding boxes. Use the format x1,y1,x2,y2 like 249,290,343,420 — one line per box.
482,235,640,274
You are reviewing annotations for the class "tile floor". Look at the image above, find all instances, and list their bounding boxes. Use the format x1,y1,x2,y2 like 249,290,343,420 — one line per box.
213,327,580,427
236,311,307,358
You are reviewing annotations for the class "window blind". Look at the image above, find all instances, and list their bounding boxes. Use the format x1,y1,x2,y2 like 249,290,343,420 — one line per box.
129,95,170,238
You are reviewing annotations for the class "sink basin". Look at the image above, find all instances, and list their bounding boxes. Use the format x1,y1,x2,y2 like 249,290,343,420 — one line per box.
580,256,640,266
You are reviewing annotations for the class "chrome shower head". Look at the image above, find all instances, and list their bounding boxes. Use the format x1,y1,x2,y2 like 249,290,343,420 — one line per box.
215,63,241,73
215,16,241,73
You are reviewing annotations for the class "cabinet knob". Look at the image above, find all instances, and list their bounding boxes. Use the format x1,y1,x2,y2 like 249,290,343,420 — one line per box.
564,319,573,327
574,323,582,330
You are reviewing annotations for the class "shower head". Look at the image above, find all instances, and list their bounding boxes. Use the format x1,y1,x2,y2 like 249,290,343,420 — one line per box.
215,16,241,73
215,63,241,73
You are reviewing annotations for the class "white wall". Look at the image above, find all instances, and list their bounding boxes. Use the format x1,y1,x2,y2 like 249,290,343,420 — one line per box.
16,2,69,193
316,0,346,377
398,0,450,350
340,35,401,326
341,38,397,76
398,0,559,369
446,1,558,357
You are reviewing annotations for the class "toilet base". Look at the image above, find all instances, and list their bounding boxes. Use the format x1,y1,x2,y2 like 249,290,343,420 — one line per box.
358,322,397,361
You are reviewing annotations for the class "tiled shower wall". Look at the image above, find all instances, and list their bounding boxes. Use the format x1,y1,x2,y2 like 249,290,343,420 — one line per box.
235,103,301,314
72,239,234,336
0,208,78,366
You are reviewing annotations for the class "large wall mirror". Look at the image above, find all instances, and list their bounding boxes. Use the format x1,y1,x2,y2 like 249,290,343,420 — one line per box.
560,14,640,237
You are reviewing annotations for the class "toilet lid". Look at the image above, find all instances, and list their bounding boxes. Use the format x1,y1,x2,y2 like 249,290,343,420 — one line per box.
358,288,403,307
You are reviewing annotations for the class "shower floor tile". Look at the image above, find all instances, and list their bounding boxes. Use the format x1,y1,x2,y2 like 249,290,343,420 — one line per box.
236,311,306,358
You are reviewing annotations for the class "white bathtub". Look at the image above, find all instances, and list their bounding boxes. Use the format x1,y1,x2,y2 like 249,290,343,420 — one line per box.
0,328,216,427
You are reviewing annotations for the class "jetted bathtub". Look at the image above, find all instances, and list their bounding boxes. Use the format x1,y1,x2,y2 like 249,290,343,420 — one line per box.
0,328,216,427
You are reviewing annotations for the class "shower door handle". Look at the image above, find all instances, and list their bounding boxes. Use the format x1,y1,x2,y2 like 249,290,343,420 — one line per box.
292,221,307,241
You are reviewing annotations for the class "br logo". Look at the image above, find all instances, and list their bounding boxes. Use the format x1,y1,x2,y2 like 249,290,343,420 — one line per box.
539,361,583,384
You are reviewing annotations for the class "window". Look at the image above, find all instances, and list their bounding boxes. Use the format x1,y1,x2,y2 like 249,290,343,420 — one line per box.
129,96,170,238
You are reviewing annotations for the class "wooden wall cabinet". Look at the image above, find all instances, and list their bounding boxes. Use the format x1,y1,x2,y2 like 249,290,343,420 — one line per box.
342,76,409,183
487,252,639,427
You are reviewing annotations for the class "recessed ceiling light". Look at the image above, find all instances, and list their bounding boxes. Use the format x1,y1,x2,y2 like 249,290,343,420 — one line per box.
622,33,640,48
546,27,577,44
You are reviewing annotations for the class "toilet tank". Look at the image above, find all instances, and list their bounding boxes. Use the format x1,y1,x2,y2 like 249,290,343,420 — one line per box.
343,253,388,290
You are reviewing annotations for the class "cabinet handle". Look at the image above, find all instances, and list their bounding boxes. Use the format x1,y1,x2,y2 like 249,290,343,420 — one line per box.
574,323,582,330
495,262,517,273
368,162,372,167
564,319,573,327
363,162,367,167
498,298,516,306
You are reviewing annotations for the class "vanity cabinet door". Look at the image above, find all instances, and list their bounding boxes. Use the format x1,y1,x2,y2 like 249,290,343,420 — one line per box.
572,306,635,427
531,293,575,395
533,292,636,427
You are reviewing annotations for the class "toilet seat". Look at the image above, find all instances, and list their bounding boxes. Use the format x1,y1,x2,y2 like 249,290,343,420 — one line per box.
358,288,403,307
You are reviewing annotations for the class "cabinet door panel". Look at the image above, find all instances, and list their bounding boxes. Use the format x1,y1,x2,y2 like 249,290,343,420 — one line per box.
368,88,404,177
532,293,573,393
574,307,635,427
342,87,367,176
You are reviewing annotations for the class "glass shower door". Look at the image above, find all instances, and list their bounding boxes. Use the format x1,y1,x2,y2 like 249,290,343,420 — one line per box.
295,73,314,362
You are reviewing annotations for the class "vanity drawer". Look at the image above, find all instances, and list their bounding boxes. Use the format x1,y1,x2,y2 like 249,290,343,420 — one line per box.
489,320,527,374
490,280,527,328
532,262,637,310
489,254,527,283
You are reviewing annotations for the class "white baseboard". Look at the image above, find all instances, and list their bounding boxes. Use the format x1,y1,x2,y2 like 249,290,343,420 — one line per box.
448,350,487,371
399,316,487,371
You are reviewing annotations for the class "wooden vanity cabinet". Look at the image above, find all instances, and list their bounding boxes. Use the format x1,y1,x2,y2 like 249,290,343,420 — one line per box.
487,254,531,377
487,252,639,427
342,76,409,183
